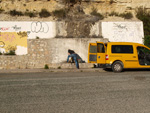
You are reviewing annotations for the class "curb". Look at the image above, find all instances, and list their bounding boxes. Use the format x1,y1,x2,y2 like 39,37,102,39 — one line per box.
0,68,106,73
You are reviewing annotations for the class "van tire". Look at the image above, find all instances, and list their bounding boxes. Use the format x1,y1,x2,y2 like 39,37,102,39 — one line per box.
112,61,123,72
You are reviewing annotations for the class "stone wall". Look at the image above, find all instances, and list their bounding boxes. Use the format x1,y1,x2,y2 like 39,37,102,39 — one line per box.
0,38,108,69
0,39,50,69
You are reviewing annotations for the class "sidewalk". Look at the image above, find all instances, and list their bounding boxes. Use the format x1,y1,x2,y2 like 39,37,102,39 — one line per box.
0,68,105,73
0,63,106,73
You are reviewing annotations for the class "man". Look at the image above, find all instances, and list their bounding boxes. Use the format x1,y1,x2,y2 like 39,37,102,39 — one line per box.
67,49,79,69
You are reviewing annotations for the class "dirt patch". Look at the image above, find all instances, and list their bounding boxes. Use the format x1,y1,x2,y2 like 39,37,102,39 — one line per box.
64,4,100,38
66,21,93,38
134,76,146,81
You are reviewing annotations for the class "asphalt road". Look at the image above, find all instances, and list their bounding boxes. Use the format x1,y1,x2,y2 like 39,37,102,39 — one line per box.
0,71,150,113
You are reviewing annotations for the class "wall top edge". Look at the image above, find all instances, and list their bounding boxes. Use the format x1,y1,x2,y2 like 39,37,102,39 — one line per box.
0,20,142,23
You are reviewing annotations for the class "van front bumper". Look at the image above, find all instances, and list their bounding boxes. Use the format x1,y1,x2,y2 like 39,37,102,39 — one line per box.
103,64,112,68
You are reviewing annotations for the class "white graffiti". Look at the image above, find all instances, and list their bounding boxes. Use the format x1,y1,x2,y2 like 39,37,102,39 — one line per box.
31,21,49,33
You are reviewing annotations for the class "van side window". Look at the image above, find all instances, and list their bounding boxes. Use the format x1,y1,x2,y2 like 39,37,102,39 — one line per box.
97,43,105,53
112,45,133,54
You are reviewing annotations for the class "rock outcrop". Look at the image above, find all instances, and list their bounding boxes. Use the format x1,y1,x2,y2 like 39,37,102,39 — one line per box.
0,0,149,21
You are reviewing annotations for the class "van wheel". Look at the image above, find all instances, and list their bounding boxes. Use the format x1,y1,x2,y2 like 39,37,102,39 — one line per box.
112,61,123,72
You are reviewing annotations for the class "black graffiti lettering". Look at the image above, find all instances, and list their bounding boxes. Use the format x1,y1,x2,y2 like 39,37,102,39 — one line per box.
31,21,49,33
114,23,128,30
12,25,21,31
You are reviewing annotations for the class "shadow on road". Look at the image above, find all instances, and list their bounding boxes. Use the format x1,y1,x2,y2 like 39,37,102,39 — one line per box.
124,68,150,72
103,68,150,72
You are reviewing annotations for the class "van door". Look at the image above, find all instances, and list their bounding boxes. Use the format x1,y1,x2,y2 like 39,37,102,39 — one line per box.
97,42,106,64
137,46,150,67
111,45,138,68
88,43,97,63
123,45,138,68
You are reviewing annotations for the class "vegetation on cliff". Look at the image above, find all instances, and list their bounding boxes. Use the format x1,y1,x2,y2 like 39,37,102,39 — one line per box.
136,7,150,47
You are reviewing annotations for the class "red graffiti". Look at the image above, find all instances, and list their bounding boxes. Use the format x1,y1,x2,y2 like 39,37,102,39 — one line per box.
0,27,9,31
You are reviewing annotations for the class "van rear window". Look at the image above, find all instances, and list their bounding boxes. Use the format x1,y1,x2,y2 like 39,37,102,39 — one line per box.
111,45,133,53
90,45,97,53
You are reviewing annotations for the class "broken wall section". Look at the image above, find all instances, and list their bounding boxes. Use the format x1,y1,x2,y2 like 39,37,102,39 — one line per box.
56,21,101,38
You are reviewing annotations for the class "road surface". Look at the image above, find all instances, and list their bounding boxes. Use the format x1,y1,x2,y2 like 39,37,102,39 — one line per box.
0,71,150,113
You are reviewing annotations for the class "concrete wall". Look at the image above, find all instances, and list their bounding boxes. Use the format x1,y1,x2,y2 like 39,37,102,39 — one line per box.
49,38,108,63
0,21,144,56
0,21,101,39
0,21,102,56
0,20,144,69
0,21,57,39
0,21,57,55
0,21,143,42
0,38,108,69
102,21,144,44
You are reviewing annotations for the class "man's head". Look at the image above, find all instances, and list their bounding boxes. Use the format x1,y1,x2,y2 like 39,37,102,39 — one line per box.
68,49,75,54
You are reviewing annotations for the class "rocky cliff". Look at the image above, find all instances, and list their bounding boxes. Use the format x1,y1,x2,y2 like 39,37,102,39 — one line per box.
0,0,149,21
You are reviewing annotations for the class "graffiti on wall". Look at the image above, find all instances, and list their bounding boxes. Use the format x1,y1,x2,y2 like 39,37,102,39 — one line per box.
12,25,21,31
112,23,136,42
0,21,56,55
31,21,49,33
0,21,50,33
0,21,55,39
0,21,54,55
0,27,10,31
102,22,144,44
0,32,27,53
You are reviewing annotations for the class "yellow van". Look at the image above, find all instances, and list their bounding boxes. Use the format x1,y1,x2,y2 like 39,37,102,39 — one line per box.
88,42,150,72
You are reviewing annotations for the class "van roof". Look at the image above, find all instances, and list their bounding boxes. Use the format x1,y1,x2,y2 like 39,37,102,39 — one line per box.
106,42,143,45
